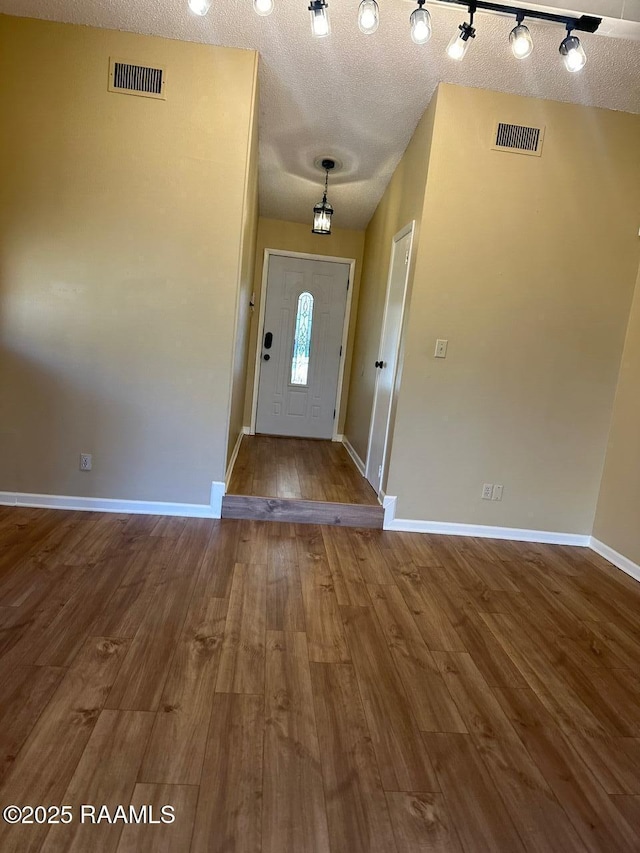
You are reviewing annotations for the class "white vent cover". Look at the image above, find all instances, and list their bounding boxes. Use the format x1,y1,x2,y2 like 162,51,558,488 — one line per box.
108,58,166,100
493,122,544,156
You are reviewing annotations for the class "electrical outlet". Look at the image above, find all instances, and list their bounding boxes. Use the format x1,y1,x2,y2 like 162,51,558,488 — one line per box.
434,339,448,358
79,453,92,471
492,484,504,501
482,483,494,500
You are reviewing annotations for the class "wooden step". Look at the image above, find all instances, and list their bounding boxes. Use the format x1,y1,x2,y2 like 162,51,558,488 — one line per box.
221,495,384,528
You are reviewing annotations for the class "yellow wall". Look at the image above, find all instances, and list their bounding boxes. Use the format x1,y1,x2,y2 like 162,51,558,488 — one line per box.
243,217,365,433
0,16,257,504
344,93,439,463
226,74,260,470
385,84,640,533
593,265,640,564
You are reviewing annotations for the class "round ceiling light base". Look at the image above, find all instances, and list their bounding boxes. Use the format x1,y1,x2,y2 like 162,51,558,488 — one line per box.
314,156,342,173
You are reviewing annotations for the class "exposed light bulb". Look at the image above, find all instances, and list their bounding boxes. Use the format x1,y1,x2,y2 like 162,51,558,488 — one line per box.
447,22,475,60
309,0,330,37
559,34,586,71
188,0,211,15
253,0,274,15
410,7,432,45
358,0,379,35
509,23,533,59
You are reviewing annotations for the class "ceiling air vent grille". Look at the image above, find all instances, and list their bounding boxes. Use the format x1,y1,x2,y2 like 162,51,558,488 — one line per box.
493,122,544,156
108,58,166,100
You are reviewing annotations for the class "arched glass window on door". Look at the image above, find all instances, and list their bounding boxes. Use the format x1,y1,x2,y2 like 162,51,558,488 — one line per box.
291,291,314,385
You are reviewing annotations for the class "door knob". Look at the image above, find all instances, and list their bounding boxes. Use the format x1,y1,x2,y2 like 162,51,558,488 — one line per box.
375,360,384,368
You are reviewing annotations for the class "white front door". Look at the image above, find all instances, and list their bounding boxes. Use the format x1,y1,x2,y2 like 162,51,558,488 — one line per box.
255,254,350,439
366,223,414,496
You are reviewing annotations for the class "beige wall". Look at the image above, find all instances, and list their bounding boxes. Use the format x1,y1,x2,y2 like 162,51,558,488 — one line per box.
386,84,640,533
226,74,260,469
243,217,365,433
593,265,640,563
0,16,257,504
344,93,439,463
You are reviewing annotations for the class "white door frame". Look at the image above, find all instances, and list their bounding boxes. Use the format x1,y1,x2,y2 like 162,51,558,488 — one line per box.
364,221,415,497
249,249,356,441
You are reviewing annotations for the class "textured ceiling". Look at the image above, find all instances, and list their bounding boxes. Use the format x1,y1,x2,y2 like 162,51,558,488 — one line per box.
2,0,639,228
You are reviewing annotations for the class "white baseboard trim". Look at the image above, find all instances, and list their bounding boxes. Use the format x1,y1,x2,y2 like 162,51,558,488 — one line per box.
0,482,226,520
381,497,589,545
332,433,344,443
342,435,366,477
589,537,640,584
225,428,248,490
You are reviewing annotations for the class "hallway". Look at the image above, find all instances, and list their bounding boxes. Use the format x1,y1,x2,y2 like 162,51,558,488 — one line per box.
228,436,378,505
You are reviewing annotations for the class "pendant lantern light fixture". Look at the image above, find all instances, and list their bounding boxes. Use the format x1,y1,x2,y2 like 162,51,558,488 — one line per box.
410,0,432,45
509,12,533,58
309,0,331,37
559,27,587,71
253,0,274,16
447,13,476,60
188,0,211,15
358,0,380,35
312,159,335,235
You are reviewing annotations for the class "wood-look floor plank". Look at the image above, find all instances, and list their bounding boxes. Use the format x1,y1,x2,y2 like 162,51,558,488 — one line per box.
423,732,526,852
494,686,640,853
386,792,464,853
140,596,228,785
105,549,199,711
216,562,266,694
481,611,608,738
266,560,305,632
393,567,466,652
40,709,154,853
610,796,640,837
191,693,263,853
347,527,395,584
0,637,130,853
195,519,240,600
567,734,640,795
341,604,439,792
310,662,398,853
434,651,585,851
0,664,65,784
116,783,199,853
581,620,640,673
263,631,330,853
367,583,467,733
321,525,371,606
297,526,350,663
33,552,132,667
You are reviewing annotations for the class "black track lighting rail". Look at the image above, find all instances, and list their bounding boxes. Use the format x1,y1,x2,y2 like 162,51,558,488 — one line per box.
435,0,601,33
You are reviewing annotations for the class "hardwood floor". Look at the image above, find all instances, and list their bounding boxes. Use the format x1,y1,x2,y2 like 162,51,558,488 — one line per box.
1,507,640,852
227,436,378,505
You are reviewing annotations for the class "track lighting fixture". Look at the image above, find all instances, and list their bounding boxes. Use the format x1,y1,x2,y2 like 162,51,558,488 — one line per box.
559,28,587,72
410,0,432,45
188,0,211,15
309,0,330,37
253,0,274,16
509,13,533,59
447,8,475,61
358,0,379,35
262,0,601,71
312,159,335,235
